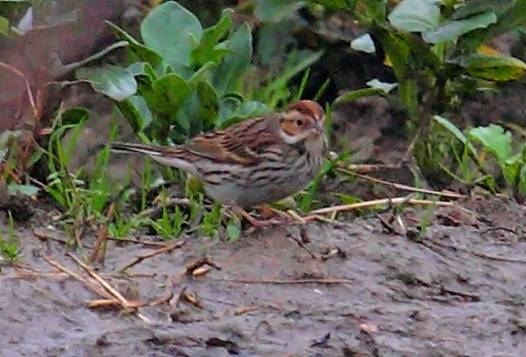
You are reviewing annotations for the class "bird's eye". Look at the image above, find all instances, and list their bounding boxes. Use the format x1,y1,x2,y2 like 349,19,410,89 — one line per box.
295,119,304,126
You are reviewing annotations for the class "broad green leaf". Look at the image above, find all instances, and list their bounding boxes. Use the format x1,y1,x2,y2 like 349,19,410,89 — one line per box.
459,0,526,52
191,9,233,66
469,124,513,163
0,16,9,35
212,23,252,95
141,1,203,66
458,54,526,81
423,12,497,44
107,21,163,68
152,73,191,114
351,33,376,53
388,0,440,33
76,65,137,101
254,0,305,22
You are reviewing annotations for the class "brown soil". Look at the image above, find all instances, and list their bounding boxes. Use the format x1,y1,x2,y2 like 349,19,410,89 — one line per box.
2,196,526,356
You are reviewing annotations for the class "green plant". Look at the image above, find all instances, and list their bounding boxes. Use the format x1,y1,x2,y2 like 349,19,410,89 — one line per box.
432,116,526,198
77,2,262,148
311,0,526,182
0,212,21,263
45,108,120,229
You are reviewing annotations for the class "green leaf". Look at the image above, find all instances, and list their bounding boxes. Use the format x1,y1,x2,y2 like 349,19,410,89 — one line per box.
212,23,253,95
107,21,163,68
191,9,233,66
76,65,137,101
117,95,152,132
7,184,39,197
459,0,526,52
152,73,191,114
196,81,219,130
307,0,356,11
519,165,526,196
366,79,397,93
388,0,440,33
140,1,203,66
254,0,305,22
335,88,386,104
468,124,513,163
433,115,478,157
350,33,376,53
457,54,526,81
60,108,90,127
0,15,9,35
451,0,514,20
423,11,497,44
226,222,241,240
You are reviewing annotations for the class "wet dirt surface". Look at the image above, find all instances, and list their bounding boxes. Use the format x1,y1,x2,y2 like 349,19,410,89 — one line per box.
2,197,526,357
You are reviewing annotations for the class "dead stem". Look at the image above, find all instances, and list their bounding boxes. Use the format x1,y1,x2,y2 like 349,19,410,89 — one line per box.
339,167,464,199
43,256,111,299
67,252,133,310
212,277,353,285
310,197,456,216
90,202,116,264
118,240,186,272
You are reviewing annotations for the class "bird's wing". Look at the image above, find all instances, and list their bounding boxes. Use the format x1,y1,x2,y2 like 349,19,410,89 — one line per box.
184,116,281,165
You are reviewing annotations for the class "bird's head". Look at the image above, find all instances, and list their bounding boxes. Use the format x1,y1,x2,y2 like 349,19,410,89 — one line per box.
278,100,325,145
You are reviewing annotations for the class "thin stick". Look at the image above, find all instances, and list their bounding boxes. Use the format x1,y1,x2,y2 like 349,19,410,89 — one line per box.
339,168,464,199
90,202,116,263
87,299,146,309
346,163,402,173
43,256,111,299
310,197,455,215
106,236,168,247
118,240,186,272
212,277,353,285
67,252,132,309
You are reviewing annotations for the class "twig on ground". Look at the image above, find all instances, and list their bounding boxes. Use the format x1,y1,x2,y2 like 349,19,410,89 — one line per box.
212,277,353,285
339,167,464,199
440,285,480,301
67,252,133,310
106,236,168,247
346,164,402,173
33,230,68,245
118,240,186,272
43,256,111,299
184,256,221,276
310,197,456,216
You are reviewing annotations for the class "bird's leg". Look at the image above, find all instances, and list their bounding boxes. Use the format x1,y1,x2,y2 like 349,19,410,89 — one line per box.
257,204,295,223
231,206,282,231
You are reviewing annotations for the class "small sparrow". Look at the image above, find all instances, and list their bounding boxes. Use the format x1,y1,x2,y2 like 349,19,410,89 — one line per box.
111,100,327,228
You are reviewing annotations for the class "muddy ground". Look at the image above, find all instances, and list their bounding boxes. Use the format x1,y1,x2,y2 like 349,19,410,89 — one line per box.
1,195,526,357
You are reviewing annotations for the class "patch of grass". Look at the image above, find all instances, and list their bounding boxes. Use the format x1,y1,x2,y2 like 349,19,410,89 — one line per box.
0,211,21,263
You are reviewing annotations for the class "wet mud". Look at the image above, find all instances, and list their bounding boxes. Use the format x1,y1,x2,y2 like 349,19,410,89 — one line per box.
1,197,526,356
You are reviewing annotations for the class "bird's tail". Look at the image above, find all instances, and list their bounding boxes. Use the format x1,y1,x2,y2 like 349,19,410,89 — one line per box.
110,142,166,156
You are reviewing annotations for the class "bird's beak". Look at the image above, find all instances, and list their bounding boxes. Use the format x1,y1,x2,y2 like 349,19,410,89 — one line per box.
315,118,324,134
